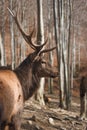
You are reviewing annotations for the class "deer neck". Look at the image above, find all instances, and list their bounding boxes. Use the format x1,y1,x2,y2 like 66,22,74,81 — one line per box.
14,53,40,101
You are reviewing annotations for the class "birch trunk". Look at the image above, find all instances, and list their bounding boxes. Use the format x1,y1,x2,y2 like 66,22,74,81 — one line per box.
54,0,72,109
47,0,53,94
36,0,45,105
0,33,4,66
1,0,5,65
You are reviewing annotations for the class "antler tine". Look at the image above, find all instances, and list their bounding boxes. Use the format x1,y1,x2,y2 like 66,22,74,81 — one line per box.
33,46,56,62
39,46,56,56
8,7,48,51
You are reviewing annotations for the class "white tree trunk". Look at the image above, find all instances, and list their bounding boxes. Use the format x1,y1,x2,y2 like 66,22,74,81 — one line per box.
37,78,45,105
47,0,53,94
1,0,5,65
36,0,45,106
54,0,72,109
0,33,4,66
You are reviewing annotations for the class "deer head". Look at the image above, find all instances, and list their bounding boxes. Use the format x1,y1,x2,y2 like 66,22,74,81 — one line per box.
8,8,58,78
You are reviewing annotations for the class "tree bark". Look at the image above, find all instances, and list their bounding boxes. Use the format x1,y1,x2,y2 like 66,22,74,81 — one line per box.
0,33,4,66
53,0,72,109
35,0,45,105
9,0,15,69
47,0,53,94
1,0,5,66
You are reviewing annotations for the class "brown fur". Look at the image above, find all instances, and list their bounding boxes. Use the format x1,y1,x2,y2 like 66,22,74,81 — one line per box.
80,76,87,118
80,76,85,97
0,70,23,130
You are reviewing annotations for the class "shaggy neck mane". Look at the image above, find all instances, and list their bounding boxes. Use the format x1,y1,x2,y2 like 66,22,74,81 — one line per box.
14,52,40,101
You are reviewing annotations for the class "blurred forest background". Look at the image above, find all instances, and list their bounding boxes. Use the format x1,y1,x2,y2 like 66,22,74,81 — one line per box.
1,0,87,129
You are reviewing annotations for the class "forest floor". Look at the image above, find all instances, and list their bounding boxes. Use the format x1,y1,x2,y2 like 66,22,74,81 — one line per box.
21,92,87,130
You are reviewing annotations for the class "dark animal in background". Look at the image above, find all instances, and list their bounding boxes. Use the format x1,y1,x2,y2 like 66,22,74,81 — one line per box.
0,8,58,130
80,76,87,119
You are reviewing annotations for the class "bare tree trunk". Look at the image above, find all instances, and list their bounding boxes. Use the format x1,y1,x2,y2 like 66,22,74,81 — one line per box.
9,0,15,69
18,0,26,63
1,0,5,66
73,26,76,76
54,0,72,109
70,0,74,90
53,0,60,101
47,0,53,94
78,32,80,70
35,0,45,105
48,34,54,94
67,0,72,109
53,0,65,108
0,33,4,66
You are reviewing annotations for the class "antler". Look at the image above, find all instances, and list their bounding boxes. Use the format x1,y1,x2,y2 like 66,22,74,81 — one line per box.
39,46,56,56
7,8,47,51
33,46,56,62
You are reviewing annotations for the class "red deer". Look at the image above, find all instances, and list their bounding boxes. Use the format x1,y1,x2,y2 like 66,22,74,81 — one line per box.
0,9,58,130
